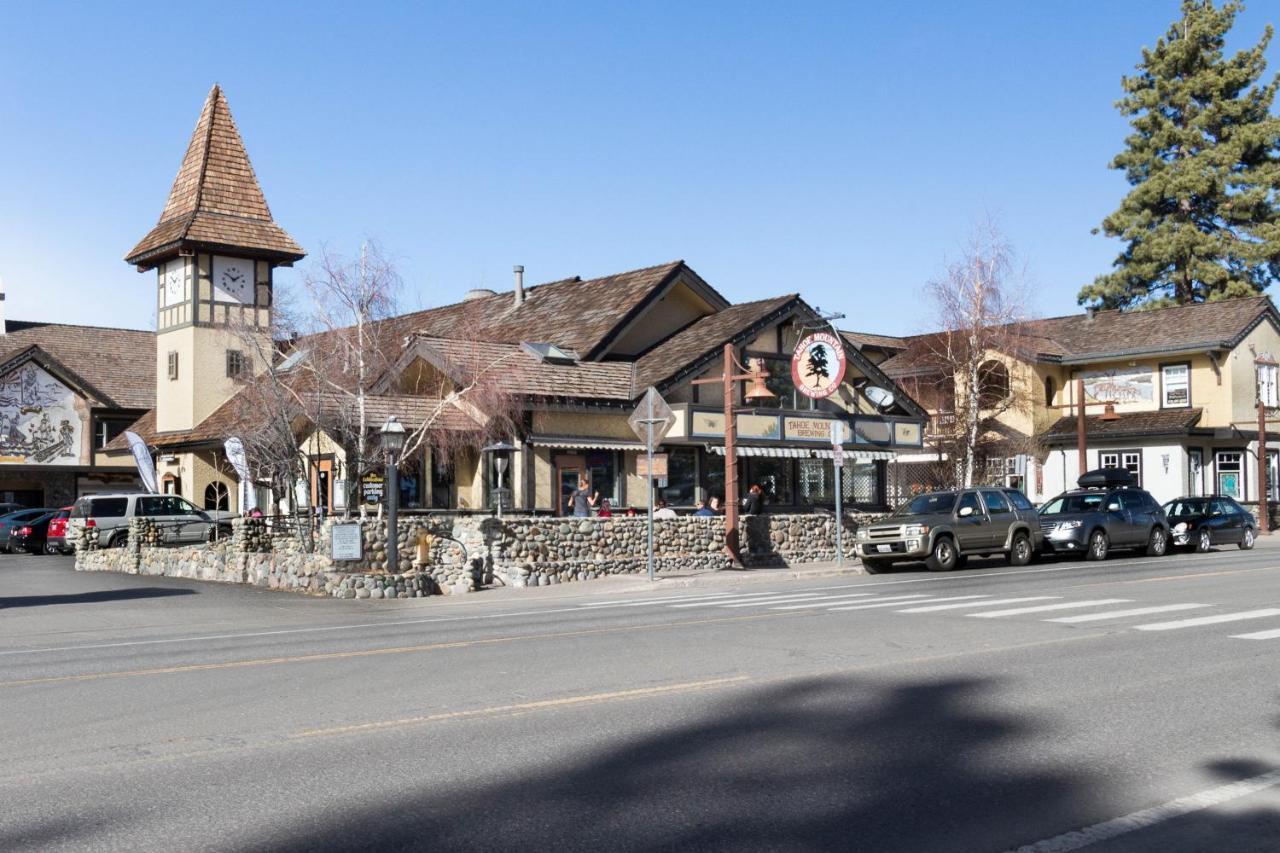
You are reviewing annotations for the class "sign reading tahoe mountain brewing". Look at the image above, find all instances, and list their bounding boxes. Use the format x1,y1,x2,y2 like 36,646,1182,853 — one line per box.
792,332,846,400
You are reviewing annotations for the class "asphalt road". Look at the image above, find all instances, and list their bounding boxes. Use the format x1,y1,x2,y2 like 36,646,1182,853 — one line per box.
2,545,1279,852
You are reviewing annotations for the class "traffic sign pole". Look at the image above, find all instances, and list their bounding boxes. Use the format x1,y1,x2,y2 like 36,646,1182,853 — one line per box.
646,392,655,582
629,387,675,583
831,421,845,569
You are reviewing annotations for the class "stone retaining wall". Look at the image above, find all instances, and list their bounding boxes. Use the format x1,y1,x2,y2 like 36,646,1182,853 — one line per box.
75,511,881,599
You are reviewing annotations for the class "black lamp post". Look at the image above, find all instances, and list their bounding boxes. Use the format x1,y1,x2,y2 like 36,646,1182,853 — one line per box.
380,415,406,572
482,441,516,519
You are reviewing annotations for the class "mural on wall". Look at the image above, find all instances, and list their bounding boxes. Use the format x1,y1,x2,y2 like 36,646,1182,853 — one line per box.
0,364,80,465
1082,366,1154,404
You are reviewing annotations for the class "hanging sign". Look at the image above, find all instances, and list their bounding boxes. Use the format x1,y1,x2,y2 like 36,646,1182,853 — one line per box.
792,332,846,400
360,472,385,504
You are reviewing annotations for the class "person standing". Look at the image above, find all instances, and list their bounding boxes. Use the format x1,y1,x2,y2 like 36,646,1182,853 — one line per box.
568,477,598,517
743,484,765,515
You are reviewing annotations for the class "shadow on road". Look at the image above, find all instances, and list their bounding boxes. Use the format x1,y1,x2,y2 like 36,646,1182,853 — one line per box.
0,587,197,609
251,674,1105,853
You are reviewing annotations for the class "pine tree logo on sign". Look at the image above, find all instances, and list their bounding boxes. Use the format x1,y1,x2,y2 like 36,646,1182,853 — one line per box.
791,332,846,400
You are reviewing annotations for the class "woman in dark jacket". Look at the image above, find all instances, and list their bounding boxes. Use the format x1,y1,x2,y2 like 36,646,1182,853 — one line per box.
743,484,765,515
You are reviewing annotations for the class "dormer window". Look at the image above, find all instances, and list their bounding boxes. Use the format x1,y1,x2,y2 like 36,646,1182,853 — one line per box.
521,342,578,365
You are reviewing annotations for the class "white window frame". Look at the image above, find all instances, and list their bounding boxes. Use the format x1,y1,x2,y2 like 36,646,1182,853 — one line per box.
1216,451,1244,499
1259,363,1279,408
1161,363,1190,409
1187,448,1204,497
1100,449,1142,487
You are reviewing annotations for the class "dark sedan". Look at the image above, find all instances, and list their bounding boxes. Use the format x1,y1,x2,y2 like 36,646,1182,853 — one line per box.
7,512,55,555
0,508,56,553
1163,496,1257,552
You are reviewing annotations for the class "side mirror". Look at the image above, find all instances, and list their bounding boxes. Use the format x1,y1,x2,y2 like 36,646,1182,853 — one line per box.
1106,502,1121,512
958,506,974,518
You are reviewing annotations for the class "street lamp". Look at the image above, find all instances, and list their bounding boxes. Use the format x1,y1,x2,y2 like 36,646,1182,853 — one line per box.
380,415,406,573
482,441,516,520
693,342,775,565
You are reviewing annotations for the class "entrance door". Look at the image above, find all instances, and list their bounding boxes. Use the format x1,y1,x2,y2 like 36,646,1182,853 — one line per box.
310,458,334,514
556,455,585,516
953,491,989,551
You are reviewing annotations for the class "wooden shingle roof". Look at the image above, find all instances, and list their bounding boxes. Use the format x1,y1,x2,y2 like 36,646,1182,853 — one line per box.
0,321,155,410
1042,408,1205,444
125,85,304,268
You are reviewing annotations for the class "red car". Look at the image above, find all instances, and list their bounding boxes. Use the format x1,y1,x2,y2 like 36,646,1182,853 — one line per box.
45,506,74,555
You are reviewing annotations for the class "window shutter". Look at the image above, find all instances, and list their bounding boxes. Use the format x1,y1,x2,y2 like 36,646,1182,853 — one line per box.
167,351,178,380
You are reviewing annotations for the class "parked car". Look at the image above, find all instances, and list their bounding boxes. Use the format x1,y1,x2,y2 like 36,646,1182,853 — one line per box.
68,494,235,548
44,506,74,555
1163,496,1257,552
0,508,56,553
1038,468,1169,561
856,487,1043,573
8,512,55,555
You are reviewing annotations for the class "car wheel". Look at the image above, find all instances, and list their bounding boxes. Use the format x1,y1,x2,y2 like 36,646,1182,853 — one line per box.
110,532,129,548
861,558,890,574
1196,527,1213,553
1007,532,1033,566
1086,529,1109,561
926,537,958,572
1145,527,1168,557
1239,526,1256,551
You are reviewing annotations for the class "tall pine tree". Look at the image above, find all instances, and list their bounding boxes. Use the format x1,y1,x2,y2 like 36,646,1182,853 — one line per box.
1080,1,1280,309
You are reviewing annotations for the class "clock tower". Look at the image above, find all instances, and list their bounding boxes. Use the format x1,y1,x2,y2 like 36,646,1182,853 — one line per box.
126,85,305,434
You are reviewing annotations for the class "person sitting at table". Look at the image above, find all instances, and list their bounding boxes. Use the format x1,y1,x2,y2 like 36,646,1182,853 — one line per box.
693,499,715,517
654,498,678,519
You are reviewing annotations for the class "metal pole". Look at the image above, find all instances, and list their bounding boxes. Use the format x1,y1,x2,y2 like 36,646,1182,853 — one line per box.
723,342,741,565
1076,377,1087,478
386,457,399,573
1259,399,1269,535
833,457,844,568
646,392,655,582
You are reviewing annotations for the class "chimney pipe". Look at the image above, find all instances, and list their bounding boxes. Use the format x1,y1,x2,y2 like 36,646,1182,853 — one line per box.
513,265,525,307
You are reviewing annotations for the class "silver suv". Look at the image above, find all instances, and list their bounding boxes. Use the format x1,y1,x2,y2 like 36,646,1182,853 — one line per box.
68,494,234,548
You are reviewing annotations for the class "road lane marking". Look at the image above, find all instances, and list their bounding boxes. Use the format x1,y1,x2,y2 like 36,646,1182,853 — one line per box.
817,594,988,611
716,593,834,608
968,599,1132,618
1047,604,1208,623
826,595,934,610
0,612,789,689
1007,767,1280,853
1134,608,1280,631
294,676,753,739
577,592,738,607
897,596,1058,613
1230,627,1280,639
768,594,884,609
668,593,800,608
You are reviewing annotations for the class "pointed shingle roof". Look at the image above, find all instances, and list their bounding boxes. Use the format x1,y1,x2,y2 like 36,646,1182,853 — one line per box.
125,85,305,269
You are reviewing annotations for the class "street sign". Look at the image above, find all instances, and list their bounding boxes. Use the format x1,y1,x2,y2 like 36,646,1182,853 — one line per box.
331,522,363,561
829,420,846,446
628,386,676,451
637,453,669,478
832,445,844,467
360,472,385,505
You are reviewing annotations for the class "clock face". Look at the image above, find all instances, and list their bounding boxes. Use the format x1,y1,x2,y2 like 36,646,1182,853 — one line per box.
163,261,185,307
213,256,253,304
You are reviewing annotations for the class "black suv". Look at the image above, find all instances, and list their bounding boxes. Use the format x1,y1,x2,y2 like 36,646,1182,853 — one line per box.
1038,468,1169,561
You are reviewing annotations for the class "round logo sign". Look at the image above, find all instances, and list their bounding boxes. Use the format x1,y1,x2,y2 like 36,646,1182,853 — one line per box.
791,332,847,400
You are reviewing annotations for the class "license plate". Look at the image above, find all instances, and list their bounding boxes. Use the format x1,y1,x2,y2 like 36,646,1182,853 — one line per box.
877,544,892,553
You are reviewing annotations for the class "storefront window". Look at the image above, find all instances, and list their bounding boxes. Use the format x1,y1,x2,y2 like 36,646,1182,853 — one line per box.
845,461,880,506
745,458,793,506
798,459,835,504
1216,451,1243,499
586,451,619,503
701,450,726,503
660,447,698,506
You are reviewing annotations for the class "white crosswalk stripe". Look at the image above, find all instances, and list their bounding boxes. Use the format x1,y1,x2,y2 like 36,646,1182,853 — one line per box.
668,592,810,609
579,592,738,607
1047,603,1208,623
1229,627,1280,640
717,593,834,608
1134,608,1280,631
768,594,885,610
897,596,1057,613
826,595,935,610
827,594,989,611
968,599,1132,619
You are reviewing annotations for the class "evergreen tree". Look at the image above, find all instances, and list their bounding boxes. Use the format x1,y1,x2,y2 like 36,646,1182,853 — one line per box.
805,345,830,387
1080,1,1280,309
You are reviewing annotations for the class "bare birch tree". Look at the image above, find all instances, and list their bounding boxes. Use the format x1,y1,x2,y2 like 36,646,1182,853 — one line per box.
921,223,1034,488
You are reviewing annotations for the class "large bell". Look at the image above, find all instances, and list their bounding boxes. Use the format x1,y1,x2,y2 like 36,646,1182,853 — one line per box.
743,358,777,402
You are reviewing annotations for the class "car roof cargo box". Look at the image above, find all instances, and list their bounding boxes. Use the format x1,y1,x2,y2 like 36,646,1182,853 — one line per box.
1077,468,1134,489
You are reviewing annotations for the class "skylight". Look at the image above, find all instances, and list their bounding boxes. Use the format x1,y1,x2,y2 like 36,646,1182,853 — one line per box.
521,342,578,365
277,347,310,372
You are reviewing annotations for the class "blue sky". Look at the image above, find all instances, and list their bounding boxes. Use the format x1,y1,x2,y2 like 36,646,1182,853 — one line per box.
2,1,1277,336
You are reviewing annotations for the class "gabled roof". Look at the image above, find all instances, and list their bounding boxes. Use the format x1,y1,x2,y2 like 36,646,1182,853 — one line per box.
0,321,154,409
1041,408,1204,444
394,336,637,401
374,261,702,359
125,85,305,268
840,330,908,352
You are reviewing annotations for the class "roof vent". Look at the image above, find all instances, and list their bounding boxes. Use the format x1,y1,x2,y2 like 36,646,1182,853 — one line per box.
521,342,578,365
463,288,497,302
513,265,525,308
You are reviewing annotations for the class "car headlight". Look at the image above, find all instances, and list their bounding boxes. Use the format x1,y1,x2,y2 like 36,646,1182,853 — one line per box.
1055,520,1083,531
903,524,929,537
1172,522,1188,534
856,529,869,541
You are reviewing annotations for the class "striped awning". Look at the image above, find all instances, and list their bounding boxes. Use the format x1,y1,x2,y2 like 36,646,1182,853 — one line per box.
709,446,895,461
526,434,646,451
